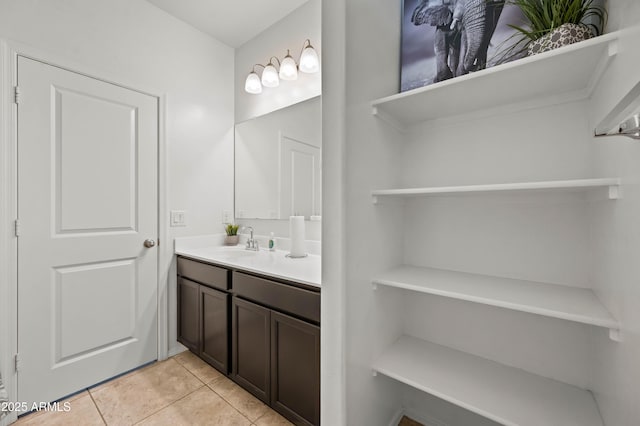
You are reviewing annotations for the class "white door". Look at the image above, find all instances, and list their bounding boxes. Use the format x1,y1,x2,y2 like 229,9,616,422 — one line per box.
279,135,321,218
17,56,158,406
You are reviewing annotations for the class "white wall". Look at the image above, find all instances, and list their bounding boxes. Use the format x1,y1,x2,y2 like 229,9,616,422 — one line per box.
235,0,321,123
0,0,235,391
342,0,409,424
588,2,640,425
320,0,347,423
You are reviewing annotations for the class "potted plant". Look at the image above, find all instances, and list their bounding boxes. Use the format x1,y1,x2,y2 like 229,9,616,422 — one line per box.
224,224,239,246
507,0,607,56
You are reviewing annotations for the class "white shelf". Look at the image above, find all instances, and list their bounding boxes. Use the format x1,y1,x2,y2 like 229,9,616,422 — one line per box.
371,178,621,203
371,32,619,127
373,265,619,334
373,336,603,426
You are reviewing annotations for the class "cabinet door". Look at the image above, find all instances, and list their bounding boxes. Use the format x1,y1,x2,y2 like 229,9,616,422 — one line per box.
200,286,229,374
232,297,271,403
271,311,320,426
177,277,200,352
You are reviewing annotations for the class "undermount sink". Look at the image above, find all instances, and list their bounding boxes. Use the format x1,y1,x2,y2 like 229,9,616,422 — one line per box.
213,247,260,260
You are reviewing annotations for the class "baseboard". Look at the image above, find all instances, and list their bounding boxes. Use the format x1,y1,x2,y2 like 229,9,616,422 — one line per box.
167,342,187,358
388,407,450,426
387,408,405,426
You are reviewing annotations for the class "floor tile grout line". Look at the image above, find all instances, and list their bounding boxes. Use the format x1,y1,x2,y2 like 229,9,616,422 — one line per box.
90,357,204,425
172,356,220,386
131,383,207,425
205,381,263,424
88,359,161,395
30,353,273,426
125,355,227,424
87,388,108,426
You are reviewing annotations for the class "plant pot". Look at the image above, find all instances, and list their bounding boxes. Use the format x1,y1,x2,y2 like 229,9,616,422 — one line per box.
528,23,592,56
224,235,239,246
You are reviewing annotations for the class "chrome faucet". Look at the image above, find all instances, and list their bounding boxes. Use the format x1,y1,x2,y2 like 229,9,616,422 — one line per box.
244,226,259,251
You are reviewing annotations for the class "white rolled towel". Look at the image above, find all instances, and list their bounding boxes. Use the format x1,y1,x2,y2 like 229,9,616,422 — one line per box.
289,216,306,257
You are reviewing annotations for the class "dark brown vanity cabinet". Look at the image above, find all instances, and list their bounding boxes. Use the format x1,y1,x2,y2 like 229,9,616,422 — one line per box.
177,277,201,352
177,256,320,426
232,297,271,403
232,271,320,426
271,311,320,426
177,257,230,374
200,286,229,372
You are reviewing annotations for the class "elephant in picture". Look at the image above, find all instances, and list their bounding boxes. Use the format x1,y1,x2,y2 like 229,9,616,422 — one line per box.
412,0,504,82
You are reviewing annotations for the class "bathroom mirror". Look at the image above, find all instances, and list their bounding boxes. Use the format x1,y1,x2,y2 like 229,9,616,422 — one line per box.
235,96,321,220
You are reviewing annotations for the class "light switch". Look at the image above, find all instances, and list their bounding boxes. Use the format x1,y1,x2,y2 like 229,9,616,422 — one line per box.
170,210,186,227
222,210,232,223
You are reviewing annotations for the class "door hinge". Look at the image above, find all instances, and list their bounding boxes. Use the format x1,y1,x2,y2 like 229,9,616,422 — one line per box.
14,219,20,237
14,353,20,373
14,86,21,104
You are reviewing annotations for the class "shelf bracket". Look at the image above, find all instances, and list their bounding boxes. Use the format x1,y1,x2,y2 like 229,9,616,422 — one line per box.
372,370,378,377
585,37,620,100
372,282,378,291
608,184,621,200
371,105,406,133
372,195,379,205
609,328,623,342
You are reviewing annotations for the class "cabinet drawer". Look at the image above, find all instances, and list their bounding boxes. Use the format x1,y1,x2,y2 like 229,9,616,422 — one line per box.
178,257,229,291
233,272,320,323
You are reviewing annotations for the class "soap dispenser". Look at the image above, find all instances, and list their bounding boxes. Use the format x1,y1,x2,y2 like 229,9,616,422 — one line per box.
268,232,275,251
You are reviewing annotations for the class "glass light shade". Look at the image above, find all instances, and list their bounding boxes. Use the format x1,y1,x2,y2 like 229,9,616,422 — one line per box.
299,45,319,73
261,63,280,87
279,55,298,81
244,72,262,94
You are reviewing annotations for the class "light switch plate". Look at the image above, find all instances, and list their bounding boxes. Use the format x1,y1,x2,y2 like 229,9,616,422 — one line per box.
170,210,186,227
222,210,232,223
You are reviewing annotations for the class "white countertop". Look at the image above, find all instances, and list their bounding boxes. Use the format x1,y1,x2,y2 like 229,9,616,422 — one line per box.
175,238,321,288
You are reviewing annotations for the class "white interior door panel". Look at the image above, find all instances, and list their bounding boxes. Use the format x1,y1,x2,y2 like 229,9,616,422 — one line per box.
17,56,158,405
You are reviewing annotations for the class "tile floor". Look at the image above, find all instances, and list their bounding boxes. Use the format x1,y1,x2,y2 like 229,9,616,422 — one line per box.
14,351,293,426
397,416,423,426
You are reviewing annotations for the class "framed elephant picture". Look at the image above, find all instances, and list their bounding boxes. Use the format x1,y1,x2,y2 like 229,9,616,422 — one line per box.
401,0,526,92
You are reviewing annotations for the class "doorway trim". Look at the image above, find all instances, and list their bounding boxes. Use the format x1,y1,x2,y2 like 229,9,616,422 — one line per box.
0,40,169,424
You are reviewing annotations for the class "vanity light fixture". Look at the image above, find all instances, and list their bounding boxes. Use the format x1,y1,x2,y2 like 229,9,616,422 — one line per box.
244,39,319,94
244,66,264,94
299,39,320,74
279,50,298,81
262,57,280,88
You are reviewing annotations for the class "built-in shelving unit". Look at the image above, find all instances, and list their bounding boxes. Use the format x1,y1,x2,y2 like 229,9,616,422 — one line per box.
371,32,619,127
371,178,621,204
368,34,622,425
373,265,619,337
373,336,603,426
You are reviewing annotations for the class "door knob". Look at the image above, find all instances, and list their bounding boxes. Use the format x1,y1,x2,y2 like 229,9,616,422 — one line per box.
144,239,156,248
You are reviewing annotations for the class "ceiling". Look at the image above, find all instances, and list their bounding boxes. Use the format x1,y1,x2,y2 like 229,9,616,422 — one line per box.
146,0,310,48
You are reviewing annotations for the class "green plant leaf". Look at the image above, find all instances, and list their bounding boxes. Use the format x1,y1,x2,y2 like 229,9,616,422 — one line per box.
224,223,239,236
506,0,606,39
495,0,607,62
